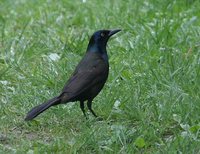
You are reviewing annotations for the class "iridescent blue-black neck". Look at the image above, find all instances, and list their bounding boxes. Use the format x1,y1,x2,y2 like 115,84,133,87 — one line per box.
87,42,108,62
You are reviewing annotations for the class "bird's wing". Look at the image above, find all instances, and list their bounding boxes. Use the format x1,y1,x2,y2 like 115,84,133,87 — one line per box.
60,53,108,100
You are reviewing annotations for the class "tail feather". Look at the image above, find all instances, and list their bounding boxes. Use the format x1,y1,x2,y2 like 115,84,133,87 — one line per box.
25,97,60,121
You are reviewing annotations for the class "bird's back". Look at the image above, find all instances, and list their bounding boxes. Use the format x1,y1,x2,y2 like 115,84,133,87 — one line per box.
60,52,109,102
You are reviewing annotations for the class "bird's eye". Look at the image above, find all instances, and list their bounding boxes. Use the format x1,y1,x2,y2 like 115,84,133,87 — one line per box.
101,33,105,37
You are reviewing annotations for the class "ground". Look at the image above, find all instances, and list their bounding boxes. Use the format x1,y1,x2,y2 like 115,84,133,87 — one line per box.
0,0,200,153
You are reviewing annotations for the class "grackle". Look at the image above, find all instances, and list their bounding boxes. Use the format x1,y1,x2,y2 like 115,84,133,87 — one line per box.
25,29,121,121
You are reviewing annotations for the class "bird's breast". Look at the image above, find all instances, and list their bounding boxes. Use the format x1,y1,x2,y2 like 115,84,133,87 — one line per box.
101,53,108,62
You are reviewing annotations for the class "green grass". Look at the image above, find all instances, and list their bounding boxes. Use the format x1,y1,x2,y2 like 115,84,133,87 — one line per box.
0,0,200,153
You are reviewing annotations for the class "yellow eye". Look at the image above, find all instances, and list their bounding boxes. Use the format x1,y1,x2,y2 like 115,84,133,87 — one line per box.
101,33,105,37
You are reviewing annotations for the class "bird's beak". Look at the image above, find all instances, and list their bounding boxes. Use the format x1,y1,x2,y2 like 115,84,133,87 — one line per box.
108,29,121,37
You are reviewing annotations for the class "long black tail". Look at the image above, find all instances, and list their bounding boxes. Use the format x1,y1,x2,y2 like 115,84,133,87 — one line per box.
25,97,60,121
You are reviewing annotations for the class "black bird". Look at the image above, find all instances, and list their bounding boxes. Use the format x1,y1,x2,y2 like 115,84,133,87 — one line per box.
25,29,121,121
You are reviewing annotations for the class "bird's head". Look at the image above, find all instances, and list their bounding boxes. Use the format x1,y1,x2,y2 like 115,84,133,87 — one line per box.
87,29,121,54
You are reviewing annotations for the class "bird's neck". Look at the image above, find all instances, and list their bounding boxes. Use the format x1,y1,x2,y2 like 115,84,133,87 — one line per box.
87,44,108,61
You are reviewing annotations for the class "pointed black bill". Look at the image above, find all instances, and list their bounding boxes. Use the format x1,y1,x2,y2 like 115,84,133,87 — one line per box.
108,29,121,37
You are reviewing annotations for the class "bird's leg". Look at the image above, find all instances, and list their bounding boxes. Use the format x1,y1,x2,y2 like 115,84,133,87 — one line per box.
87,100,97,117
80,101,87,118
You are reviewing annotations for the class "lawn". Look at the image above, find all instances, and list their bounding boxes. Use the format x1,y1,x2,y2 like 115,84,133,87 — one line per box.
0,0,200,153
